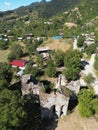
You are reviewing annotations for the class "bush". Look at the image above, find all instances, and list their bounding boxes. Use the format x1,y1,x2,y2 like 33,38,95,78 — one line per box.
45,58,56,77
85,44,96,55
94,55,98,70
0,40,9,50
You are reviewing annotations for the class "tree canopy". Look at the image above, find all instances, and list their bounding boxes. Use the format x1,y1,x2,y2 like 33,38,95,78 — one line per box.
85,44,96,56
94,55,98,70
0,62,12,84
0,40,9,50
53,50,64,67
24,63,39,77
8,44,23,61
77,35,85,47
45,58,57,77
78,89,98,117
63,50,82,80
0,89,26,130
84,73,95,85
36,53,43,68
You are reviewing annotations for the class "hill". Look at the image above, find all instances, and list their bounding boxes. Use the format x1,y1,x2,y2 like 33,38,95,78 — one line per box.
0,0,81,19
59,0,98,37
1,0,98,38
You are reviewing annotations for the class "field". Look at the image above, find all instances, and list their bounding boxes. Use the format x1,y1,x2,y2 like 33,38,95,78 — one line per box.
0,38,72,63
0,49,10,62
43,38,72,52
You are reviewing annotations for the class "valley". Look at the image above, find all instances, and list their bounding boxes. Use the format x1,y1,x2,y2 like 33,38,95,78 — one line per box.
0,0,98,130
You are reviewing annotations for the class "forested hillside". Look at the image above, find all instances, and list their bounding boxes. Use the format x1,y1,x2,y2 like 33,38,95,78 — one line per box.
0,0,98,130
0,0,81,19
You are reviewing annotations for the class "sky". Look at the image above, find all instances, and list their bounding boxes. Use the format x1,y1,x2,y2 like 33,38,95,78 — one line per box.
0,0,51,11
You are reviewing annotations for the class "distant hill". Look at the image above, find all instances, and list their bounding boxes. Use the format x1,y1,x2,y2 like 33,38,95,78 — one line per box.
0,0,81,19
1,0,98,37
63,0,98,26
37,0,81,17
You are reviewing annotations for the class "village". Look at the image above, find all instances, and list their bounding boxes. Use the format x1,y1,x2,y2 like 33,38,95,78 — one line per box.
0,20,98,130
1,30,96,120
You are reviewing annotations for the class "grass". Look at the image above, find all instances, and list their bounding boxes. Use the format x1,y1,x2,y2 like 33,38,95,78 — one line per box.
41,38,72,52
83,53,91,61
0,49,10,62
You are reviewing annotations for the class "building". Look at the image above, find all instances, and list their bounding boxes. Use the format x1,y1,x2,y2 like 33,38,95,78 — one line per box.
36,47,50,60
21,74,70,119
9,59,26,70
84,33,95,46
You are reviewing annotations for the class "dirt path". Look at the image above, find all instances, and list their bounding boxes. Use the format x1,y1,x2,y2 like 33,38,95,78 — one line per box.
73,38,78,50
81,54,96,78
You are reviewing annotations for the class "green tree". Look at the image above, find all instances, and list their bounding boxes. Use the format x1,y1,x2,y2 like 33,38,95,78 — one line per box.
0,40,9,50
63,67,79,81
92,99,98,114
0,78,8,90
63,50,82,80
53,50,64,67
64,50,82,69
24,63,39,77
0,89,26,129
25,40,35,55
78,89,94,117
94,55,98,70
77,35,85,47
85,44,96,56
84,73,95,85
0,62,12,83
36,54,43,68
45,58,56,77
8,44,23,61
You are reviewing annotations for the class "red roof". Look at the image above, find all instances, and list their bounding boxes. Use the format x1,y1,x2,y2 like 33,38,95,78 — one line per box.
9,60,26,67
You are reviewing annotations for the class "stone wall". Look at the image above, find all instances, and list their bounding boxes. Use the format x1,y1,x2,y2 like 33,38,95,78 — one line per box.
21,74,70,119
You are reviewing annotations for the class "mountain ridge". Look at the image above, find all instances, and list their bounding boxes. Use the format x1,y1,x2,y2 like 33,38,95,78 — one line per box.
0,0,81,18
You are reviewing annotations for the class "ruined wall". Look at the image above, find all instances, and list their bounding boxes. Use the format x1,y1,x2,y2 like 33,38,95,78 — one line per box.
21,74,70,119
40,92,69,118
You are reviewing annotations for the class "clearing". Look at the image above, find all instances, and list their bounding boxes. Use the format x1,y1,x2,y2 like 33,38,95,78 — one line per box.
0,49,10,62
43,38,72,52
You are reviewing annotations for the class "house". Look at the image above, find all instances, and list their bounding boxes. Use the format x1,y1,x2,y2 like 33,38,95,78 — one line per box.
17,37,23,41
36,47,50,52
83,33,95,46
24,33,34,40
36,47,50,60
9,59,26,70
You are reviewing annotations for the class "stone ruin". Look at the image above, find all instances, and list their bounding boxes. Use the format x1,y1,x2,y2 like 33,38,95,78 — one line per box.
55,74,83,95
21,74,39,96
21,74,70,119
40,92,69,118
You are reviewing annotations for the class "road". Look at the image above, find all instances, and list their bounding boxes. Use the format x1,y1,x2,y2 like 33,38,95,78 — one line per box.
73,38,78,50
72,39,98,94
81,54,96,78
